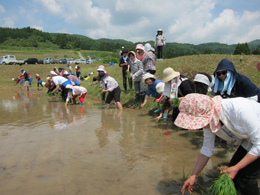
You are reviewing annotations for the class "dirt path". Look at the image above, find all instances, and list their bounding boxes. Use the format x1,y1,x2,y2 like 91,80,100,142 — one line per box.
77,51,84,59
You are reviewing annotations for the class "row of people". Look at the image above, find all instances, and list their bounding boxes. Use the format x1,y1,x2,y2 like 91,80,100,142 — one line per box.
15,57,260,195
117,54,260,194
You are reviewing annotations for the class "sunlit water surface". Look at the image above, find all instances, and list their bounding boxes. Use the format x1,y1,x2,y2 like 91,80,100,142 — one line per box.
0,89,233,195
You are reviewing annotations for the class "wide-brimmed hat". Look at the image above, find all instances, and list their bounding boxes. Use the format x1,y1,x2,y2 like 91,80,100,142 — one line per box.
155,82,165,94
142,73,156,84
136,44,144,51
194,73,211,86
174,94,222,133
128,51,136,57
97,65,105,72
157,29,163,32
36,74,39,77
46,76,51,81
162,67,180,82
50,70,57,76
144,43,155,52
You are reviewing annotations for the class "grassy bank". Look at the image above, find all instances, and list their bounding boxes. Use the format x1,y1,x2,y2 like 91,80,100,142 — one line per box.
1,54,260,111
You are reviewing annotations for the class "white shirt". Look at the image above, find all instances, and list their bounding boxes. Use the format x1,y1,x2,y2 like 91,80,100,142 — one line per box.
66,86,87,102
52,76,68,85
101,76,118,92
68,66,72,73
72,86,87,96
201,96,260,157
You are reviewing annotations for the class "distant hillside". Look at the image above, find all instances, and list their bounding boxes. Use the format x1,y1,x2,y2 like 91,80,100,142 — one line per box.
0,27,259,58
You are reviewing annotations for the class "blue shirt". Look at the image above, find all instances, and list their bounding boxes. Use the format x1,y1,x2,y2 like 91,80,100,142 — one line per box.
146,79,163,98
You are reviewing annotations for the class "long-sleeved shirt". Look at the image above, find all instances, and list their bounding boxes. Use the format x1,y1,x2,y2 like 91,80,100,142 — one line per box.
201,96,260,157
155,34,166,46
100,76,119,92
130,58,144,81
142,51,156,72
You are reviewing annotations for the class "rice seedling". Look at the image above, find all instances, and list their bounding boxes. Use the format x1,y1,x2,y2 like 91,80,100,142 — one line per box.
172,98,181,108
210,173,237,195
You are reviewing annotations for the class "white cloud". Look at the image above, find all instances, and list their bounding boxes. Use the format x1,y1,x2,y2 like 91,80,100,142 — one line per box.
186,9,260,44
1,0,260,45
31,25,44,31
37,0,62,14
0,5,5,14
0,5,16,28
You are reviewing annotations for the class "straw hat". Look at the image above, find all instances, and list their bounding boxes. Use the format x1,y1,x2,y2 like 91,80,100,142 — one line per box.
142,73,156,84
162,67,180,82
155,82,165,94
174,94,222,132
46,76,51,81
128,51,136,57
97,65,105,72
36,74,39,77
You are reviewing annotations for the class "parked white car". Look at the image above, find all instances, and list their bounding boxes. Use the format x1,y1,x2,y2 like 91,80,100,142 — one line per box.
43,57,52,64
68,58,75,64
1,55,24,65
75,58,86,64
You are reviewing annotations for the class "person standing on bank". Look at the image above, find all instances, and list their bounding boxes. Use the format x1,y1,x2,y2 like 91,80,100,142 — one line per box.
154,29,166,60
119,50,132,92
128,51,145,109
175,93,260,195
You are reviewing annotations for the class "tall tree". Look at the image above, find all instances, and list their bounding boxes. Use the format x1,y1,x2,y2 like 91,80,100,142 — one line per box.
55,34,68,49
234,42,250,55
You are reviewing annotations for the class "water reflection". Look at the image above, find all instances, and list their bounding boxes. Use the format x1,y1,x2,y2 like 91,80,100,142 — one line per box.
0,89,236,195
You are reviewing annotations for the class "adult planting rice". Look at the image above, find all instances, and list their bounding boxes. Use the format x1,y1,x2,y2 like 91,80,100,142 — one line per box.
174,94,260,195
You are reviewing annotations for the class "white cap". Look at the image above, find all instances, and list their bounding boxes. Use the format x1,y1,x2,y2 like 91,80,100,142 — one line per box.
155,82,165,94
66,84,73,89
50,70,57,76
194,74,211,86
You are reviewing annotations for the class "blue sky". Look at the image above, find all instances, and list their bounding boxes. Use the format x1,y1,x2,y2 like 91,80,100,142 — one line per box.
0,0,260,44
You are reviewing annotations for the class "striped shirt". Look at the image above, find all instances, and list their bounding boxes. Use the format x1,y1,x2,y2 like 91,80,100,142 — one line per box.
129,58,144,81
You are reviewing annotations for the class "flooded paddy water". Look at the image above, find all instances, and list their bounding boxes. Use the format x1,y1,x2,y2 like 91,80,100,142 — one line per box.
0,88,234,195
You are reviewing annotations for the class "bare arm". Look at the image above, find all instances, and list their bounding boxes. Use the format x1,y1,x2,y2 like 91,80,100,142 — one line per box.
181,153,210,194
141,95,149,107
52,84,60,93
222,153,259,179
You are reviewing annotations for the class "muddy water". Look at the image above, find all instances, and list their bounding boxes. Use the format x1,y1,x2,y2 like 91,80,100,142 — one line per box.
0,89,232,195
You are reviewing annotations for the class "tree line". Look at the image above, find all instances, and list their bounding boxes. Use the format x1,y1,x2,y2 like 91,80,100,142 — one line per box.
0,27,259,57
